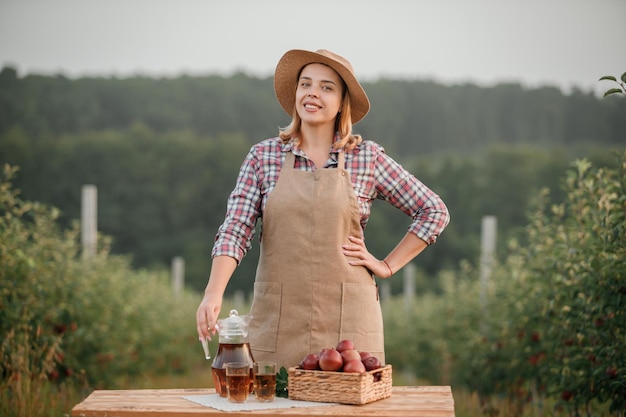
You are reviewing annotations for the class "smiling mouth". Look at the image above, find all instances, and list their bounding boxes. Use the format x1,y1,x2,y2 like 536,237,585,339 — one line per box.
304,103,321,110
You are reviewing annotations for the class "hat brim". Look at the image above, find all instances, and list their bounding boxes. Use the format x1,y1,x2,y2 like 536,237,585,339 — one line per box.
274,49,370,124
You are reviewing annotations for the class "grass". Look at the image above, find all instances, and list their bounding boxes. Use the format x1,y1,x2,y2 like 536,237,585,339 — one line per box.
1,379,87,417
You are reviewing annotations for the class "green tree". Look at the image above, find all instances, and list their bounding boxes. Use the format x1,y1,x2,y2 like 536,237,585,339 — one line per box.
460,152,626,415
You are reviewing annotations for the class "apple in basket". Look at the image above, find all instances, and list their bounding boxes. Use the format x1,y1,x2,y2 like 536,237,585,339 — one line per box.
341,349,361,363
335,339,355,353
318,348,343,371
343,359,366,373
299,353,320,370
362,355,382,371
298,339,384,373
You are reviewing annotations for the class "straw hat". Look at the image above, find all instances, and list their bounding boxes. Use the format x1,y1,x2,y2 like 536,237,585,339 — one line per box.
274,49,370,124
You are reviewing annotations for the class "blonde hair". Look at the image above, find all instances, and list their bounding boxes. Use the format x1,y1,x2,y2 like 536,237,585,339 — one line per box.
278,70,363,151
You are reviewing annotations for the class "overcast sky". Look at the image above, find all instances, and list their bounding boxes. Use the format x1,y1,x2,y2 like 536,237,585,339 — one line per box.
1,0,624,96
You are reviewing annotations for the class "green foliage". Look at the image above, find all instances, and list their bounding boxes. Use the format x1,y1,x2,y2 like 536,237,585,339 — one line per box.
0,69,283,140
0,165,206,416
276,367,289,398
514,152,626,414
0,165,72,415
2,117,618,296
599,72,626,97
2,69,625,153
2,149,625,416
383,264,483,384
0,126,252,292
2,69,624,416
385,151,626,416
1,70,625,297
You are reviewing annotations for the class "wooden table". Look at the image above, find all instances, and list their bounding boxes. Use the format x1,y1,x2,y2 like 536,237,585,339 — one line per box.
71,386,455,417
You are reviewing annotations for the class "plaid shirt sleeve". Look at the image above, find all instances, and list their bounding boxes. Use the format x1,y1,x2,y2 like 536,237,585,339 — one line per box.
371,143,450,245
211,145,264,263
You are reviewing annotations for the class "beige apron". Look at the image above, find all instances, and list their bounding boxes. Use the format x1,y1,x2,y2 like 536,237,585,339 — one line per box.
248,151,385,370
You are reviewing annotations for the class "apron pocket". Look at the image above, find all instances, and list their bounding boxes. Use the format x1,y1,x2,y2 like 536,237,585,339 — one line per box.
248,281,282,352
339,283,385,355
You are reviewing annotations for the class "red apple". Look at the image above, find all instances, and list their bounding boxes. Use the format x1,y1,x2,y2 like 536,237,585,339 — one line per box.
343,359,366,373
341,349,361,364
359,351,373,360
606,367,618,379
335,339,355,353
300,353,320,370
318,348,331,357
319,348,343,371
362,355,382,371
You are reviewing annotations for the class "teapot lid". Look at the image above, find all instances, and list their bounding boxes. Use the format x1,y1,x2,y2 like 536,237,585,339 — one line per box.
217,309,250,342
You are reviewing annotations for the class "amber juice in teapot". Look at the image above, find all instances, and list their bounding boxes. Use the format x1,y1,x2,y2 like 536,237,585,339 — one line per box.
211,343,254,397
210,309,255,397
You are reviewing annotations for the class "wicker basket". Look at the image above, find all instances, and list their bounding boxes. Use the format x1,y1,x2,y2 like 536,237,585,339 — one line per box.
288,365,392,405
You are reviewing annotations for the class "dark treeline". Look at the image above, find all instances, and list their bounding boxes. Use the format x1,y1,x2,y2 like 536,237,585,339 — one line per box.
1,66,624,154
1,66,624,293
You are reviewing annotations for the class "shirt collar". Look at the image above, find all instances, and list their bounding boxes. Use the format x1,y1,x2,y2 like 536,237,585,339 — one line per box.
280,134,343,166
280,133,343,152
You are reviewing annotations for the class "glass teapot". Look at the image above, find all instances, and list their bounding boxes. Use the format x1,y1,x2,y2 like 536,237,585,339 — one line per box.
210,309,255,397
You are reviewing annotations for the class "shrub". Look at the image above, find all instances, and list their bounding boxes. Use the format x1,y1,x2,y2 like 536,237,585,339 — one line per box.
0,164,204,416
386,151,626,416
463,152,625,415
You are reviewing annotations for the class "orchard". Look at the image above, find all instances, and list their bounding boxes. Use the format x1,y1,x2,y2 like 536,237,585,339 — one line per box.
384,151,626,416
2,148,625,417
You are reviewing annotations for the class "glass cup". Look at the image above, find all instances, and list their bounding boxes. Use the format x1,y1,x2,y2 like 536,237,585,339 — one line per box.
225,362,251,403
253,361,276,402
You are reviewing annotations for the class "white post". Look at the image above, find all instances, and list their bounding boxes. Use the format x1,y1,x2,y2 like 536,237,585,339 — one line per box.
233,290,245,310
403,263,416,313
479,215,497,332
171,256,185,298
379,281,391,303
81,185,97,259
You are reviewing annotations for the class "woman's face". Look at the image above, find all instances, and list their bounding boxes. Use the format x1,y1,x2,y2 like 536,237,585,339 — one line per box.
294,63,344,127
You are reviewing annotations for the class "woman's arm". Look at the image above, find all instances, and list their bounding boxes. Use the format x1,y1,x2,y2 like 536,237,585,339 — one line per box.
343,142,450,277
196,255,238,341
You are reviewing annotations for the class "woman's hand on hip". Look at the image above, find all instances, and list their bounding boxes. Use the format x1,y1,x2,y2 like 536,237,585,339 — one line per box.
342,235,392,278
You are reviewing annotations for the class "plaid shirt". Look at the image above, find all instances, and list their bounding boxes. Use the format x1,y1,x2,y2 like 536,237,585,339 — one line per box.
212,136,450,262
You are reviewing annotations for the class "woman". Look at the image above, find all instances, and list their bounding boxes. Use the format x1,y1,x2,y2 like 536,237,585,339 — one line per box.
196,49,450,370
